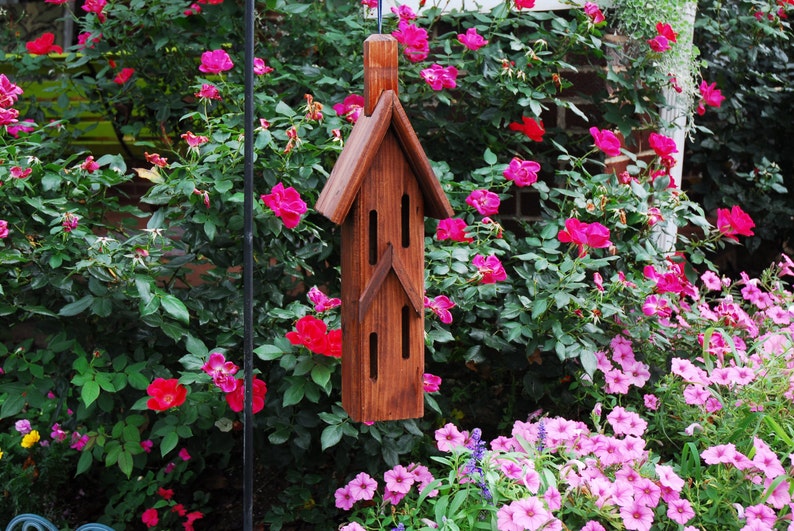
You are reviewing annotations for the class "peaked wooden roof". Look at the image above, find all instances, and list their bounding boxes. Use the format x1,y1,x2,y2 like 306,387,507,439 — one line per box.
315,89,453,225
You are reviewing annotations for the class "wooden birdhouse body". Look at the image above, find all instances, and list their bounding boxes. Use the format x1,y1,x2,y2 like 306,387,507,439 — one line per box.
316,35,453,422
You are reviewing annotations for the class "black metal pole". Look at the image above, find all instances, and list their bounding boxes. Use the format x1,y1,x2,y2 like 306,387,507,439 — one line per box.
242,0,256,527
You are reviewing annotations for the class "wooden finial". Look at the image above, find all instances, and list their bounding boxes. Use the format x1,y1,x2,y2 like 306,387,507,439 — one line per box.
363,34,398,116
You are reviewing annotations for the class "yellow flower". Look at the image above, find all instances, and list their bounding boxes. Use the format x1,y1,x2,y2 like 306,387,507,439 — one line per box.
0,448,4,460
21,430,40,449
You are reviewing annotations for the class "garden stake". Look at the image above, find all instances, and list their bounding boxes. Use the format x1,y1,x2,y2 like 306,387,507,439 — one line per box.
316,35,453,422
242,0,255,525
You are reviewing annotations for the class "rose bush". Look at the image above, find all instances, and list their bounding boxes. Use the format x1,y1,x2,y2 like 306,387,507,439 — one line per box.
0,0,781,528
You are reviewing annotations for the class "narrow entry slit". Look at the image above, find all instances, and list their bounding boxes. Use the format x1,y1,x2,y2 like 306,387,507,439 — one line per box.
369,332,378,380
401,194,410,248
401,305,410,360
369,210,378,265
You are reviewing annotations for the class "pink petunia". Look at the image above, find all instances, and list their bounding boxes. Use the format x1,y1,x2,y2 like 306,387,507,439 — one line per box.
384,464,414,494
435,422,466,452
334,484,356,510
667,498,695,525
347,472,377,501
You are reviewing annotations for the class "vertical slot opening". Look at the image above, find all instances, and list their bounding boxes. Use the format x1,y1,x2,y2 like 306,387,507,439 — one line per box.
401,194,410,248
369,332,378,381
369,210,378,265
401,305,411,360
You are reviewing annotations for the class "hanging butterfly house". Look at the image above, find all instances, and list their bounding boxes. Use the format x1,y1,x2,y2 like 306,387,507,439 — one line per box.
316,35,453,422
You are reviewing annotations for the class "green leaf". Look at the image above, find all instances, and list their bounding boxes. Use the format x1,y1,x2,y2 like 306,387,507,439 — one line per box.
275,100,296,117
160,431,179,457
254,344,284,361
81,380,101,407
282,379,305,407
320,424,344,450
310,363,333,388
59,295,95,317
1,393,26,418
160,294,189,324
75,449,93,476
483,148,497,165
184,334,208,358
580,349,597,377
117,451,134,478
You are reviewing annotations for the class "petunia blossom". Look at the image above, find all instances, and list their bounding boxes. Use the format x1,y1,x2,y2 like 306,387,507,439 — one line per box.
347,472,378,501
435,423,466,452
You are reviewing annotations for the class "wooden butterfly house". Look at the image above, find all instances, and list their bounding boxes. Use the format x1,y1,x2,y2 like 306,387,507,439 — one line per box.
315,34,453,422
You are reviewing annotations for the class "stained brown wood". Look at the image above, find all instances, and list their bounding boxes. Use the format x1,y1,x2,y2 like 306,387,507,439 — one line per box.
315,96,393,224
315,36,454,421
363,34,399,116
315,92,453,224
340,128,425,421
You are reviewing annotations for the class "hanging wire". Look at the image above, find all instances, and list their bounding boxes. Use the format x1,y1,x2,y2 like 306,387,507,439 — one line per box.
242,0,256,526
